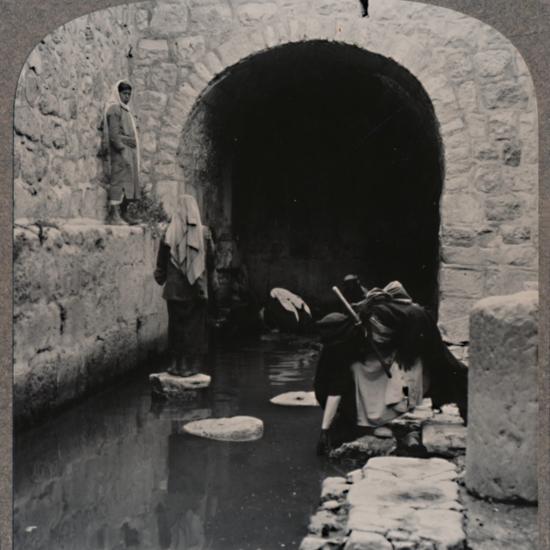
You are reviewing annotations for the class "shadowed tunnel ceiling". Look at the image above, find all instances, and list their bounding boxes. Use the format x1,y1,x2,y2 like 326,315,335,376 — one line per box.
182,40,444,314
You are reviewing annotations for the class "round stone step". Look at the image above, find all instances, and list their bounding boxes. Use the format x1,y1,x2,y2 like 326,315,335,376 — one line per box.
270,391,319,407
149,372,211,400
182,416,264,441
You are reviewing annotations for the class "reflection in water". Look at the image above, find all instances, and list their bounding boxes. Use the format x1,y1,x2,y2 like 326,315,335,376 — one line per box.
15,337,339,549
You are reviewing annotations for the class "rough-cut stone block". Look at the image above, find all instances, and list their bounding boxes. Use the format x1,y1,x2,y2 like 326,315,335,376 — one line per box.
413,509,465,549
299,536,331,550
236,2,278,25
344,530,393,550
485,196,523,222
149,3,188,36
14,106,41,141
136,39,170,63
149,372,211,400
14,222,166,425
501,225,531,245
441,192,484,225
183,416,264,441
466,291,538,502
156,180,179,217
190,4,233,32
347,457,465,549
321,477,349,501
348,478,460,510
480,81,529,110
422,422,467,458
172,35,206,63
440,267,484,299
330,435,396,461
364,457,457,481
270,391,319,407
308,509,342,535
473,50,513,79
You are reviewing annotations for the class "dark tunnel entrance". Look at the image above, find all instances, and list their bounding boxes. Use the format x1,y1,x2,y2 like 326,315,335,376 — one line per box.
180,41,444,315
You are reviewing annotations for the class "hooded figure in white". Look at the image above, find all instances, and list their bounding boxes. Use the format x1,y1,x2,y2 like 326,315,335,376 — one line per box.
154,195,217,377
101,79,140,224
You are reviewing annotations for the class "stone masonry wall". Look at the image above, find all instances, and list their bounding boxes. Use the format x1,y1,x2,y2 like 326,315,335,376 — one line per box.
14,5,145,220
14,0,539,420
13,221,167,426
127,0,538,341
13,6,168,424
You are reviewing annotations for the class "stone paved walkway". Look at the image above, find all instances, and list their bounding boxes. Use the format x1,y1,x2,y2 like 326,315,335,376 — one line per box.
301,456,466,550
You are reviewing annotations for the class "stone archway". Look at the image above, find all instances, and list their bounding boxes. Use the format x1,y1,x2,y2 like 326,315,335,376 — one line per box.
179,40,444,314
143,0,537,339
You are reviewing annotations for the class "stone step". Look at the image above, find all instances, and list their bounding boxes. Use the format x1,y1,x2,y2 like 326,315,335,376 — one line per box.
301,457,467,550
182,416,264,442
149,372,211,401
270,391,319,407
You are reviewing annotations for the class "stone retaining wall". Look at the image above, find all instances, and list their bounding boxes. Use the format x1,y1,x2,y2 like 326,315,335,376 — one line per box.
13,221,167,426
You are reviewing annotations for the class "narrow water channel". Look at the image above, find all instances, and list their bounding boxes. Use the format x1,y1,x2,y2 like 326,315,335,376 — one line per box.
14,336,344,550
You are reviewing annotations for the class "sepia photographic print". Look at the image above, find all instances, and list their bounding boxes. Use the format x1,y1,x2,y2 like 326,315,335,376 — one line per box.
2,0,548,549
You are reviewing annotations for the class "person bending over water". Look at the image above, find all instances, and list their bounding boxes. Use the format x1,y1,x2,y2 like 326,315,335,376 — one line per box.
314,281,467,455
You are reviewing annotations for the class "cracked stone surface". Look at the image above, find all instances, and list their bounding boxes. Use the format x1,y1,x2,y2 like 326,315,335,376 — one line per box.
350,458,465,548
182,415,264,441
149,372,211,400
302,457,466,550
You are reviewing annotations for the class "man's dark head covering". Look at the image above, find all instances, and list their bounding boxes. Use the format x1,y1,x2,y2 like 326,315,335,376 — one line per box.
118,81,132,93
342,273,367,304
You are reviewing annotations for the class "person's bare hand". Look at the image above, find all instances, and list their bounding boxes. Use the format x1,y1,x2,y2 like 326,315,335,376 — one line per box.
316,430,331,456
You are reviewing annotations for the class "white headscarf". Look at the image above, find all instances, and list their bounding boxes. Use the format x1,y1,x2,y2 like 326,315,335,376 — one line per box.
103,79,141,172
165,195,206,285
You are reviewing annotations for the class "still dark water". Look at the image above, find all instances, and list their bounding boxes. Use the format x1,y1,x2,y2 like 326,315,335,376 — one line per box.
15,336,344,550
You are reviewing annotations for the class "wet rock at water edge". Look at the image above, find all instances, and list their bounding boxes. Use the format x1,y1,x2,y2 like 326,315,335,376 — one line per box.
329,434,396,461
149,372,211,400
422,421,467,458
182,415,264,441
300,535,347,549
270,391,319,407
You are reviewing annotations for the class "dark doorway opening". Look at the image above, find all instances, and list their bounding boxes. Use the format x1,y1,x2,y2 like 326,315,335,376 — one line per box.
180,41,444,315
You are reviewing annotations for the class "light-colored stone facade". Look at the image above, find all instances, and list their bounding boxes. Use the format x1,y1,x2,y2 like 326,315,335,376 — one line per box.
14,0,538,419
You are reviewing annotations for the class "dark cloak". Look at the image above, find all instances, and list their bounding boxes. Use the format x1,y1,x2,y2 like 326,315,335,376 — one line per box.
313,303,468,424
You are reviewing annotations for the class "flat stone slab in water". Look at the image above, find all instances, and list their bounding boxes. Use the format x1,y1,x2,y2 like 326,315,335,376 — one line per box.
270,391,319,407
182,416,264,441
149,372,211,400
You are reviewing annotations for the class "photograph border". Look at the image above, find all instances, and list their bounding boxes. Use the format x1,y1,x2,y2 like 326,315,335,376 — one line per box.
1,1,548,548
